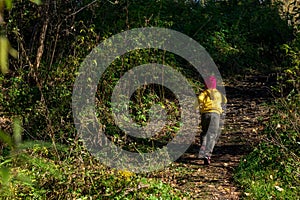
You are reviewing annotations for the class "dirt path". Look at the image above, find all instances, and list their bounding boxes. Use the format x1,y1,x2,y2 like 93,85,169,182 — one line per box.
149,75,273,199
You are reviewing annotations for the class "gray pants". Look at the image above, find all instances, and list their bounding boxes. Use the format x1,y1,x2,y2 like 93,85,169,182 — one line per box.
198,112,221,158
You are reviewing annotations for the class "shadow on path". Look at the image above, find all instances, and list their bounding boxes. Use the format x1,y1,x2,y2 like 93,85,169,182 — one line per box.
149,75,274,199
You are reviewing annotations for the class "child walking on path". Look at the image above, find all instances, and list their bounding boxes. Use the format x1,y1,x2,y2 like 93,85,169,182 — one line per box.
196,75,227,165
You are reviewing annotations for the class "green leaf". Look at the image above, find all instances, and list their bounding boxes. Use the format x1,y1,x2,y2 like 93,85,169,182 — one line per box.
5,0,12,9
0,158,12,167
0,167,10,186
15,173,32,186
9,47,18,58
0,130,13,148
30,0,42,5
0,36,9,74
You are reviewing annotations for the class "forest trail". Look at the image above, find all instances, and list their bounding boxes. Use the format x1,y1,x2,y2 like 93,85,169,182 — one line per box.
149,75,273,199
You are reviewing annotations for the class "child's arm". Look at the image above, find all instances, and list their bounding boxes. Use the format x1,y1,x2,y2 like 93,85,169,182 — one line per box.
194,91,205,110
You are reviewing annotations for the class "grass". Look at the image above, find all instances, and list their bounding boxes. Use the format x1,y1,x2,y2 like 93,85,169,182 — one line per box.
234,95,300,200
234,146,299,199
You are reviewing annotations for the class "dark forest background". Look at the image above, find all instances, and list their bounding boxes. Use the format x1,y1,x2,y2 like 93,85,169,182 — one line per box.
0,0,299,199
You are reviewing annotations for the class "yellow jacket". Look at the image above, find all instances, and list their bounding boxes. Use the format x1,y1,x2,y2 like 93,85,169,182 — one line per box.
196,89,227,114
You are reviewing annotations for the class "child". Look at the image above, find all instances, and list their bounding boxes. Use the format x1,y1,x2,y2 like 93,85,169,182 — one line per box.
196,75,227,165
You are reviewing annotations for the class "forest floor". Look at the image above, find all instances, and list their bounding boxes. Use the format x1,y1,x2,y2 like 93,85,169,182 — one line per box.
149,75,274,199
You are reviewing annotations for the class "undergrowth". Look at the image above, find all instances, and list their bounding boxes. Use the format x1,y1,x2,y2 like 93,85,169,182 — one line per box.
235,96,300,199
0,140,188,199
234,94,300,199
234,29,299,200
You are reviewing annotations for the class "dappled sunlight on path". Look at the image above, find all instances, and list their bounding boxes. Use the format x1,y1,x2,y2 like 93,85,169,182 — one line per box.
148,75,273,199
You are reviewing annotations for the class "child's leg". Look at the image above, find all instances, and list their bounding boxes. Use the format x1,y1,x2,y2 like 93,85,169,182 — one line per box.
198,113,210,158
203,113,220,158
215,114,225,143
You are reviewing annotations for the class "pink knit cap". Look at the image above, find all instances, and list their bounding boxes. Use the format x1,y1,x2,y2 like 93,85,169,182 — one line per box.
205,75,217,89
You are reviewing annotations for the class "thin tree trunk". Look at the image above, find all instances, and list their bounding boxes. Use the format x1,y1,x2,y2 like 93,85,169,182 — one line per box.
34,2,49,70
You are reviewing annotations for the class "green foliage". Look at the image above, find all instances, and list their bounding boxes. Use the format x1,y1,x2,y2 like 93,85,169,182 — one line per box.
1,0,295,142
0,117,26,196
234,24,299,199
234,144,299,199
235,67,299,199
0,0,39,74
277,34,300,95
0,140,186,199
1,0,300,198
